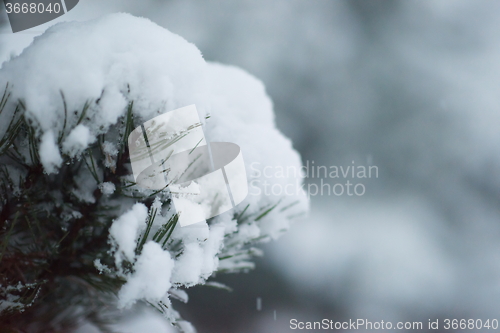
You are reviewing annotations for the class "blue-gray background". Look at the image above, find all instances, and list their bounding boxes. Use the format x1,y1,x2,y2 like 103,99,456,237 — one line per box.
2,1,500,332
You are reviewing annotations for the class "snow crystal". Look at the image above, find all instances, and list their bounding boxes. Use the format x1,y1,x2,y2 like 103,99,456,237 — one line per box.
118,241,174,309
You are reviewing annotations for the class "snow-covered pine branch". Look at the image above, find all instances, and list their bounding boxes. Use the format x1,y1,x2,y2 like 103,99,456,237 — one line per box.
0,13,308,332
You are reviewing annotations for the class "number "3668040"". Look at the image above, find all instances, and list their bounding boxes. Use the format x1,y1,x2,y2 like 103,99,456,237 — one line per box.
5,2,61,14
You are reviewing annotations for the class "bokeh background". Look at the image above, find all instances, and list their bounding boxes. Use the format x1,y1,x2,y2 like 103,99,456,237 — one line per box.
2,1,500,332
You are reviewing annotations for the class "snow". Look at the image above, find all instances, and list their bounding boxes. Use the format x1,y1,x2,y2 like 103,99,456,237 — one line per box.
0,13,206,141
169,223,225,286
171,242,204,286
102,141,118,170
118,241,174,309
168,224,225,286
170,220,210,245
204,63,309,239
39,130,62,174
109,203,148,264
0,13,308,231
62,124,95,157
200,225,225,277
98,181,116,195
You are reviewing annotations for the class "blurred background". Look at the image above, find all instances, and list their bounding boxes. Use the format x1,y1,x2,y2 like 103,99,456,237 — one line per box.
3,1,500,332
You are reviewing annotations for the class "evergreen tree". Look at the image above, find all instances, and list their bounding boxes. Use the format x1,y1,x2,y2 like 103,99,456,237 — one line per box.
0,14,308,332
